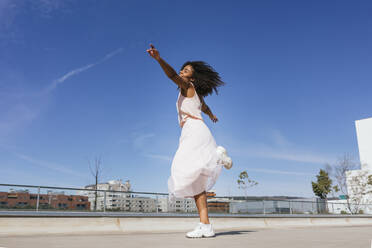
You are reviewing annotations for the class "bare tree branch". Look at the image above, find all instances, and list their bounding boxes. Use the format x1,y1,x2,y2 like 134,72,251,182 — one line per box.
88,156,102,211
328,153,368,214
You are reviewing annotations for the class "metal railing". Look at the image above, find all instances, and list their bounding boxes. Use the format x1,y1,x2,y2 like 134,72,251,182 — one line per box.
0,183,371,215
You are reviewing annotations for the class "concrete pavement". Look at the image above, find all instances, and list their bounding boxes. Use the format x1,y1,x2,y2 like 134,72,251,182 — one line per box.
0,225,371,248
2,215,372,236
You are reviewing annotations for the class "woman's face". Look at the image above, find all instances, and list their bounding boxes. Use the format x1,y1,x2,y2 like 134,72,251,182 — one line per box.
179,65,194,82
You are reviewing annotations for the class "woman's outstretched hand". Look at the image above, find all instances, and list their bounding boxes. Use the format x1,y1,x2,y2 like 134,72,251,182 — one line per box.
210,115,218,123
146,44,160,61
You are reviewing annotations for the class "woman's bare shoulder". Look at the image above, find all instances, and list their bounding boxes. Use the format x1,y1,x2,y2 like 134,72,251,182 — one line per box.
186,85,196,98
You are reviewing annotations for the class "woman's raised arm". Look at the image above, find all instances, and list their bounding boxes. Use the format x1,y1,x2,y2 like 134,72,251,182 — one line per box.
147,44,190,90
200,96,218,123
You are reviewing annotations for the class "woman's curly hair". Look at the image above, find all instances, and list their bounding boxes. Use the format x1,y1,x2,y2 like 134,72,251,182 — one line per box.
181,61,225,97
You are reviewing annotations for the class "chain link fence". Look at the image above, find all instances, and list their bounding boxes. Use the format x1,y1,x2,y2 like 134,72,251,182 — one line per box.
0,183,370,215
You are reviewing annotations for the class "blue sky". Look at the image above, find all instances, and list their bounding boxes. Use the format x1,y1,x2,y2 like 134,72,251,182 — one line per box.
0,0,371,197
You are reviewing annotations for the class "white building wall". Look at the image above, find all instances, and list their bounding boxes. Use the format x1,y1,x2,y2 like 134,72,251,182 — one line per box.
344,118,372,214
356,118,372,170
327,199,350,214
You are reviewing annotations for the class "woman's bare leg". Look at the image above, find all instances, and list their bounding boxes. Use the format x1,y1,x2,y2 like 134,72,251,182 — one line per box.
194,191,210,224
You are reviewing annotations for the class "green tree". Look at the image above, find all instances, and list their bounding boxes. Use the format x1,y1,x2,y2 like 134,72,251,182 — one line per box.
237,170,258,198
312,169,332,199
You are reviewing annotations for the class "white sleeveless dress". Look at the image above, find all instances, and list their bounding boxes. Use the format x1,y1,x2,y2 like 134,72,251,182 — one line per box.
168,84,224,201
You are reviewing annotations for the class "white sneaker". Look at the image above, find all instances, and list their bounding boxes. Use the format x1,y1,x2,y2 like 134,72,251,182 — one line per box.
186,223,215,238
216,146,233,170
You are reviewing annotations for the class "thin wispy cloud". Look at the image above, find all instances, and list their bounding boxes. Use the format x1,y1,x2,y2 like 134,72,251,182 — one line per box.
102,48,124,60
132,132,155,150
243,145,332,164
43,47,123,93
129,130,173,162
0,103,38,133
0,86,46,140
32,0,69,17
0,47,123,140
269,129,292,147
233,129,334,164
0,0,71,42
14,152,87,178
0,0,17,27
144,154,172,162
0,0,18,42
248,168,312,176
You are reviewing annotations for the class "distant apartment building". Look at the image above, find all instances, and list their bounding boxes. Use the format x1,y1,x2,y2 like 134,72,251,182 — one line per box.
168,198,197,213
80,180,224,213
80,179,159,212
80,179,132,211
0,189,90,210
166,191,217,213
156,197,169,212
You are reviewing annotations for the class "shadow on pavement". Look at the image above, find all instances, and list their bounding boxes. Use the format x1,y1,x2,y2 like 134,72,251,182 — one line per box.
215,230,256,237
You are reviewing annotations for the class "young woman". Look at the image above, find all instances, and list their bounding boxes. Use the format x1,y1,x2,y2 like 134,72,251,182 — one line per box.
147,44,232,238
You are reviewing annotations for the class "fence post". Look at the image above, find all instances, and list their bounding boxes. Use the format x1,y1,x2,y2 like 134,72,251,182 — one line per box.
263,200,265,215
289,201,292,214
156,195,159,213
103,191,106,212
36,187,40,212
301,201,304,214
